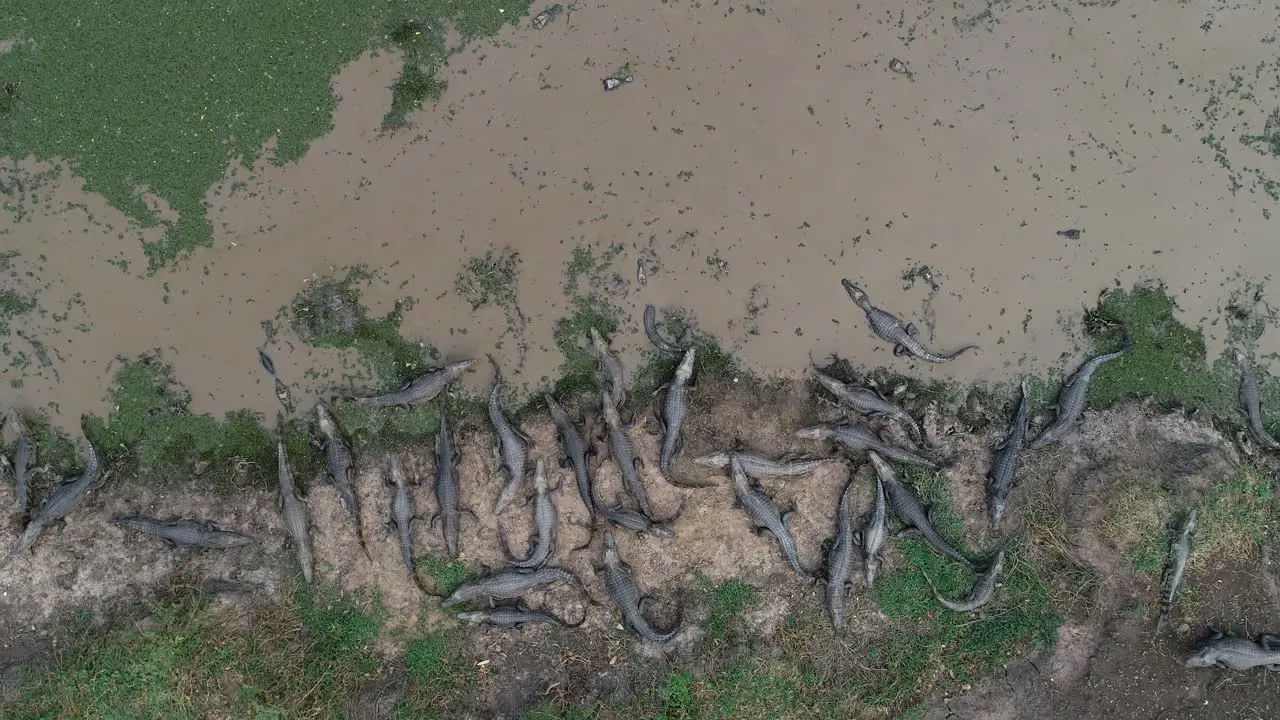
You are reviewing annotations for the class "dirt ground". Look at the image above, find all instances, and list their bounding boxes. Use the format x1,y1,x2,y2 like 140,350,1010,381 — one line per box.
2,376,1278,718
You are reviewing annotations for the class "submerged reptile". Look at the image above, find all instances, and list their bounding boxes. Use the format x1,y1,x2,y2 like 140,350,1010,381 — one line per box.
841,279,977,363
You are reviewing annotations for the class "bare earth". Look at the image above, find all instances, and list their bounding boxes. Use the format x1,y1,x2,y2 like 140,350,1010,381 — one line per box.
3,0,1280,717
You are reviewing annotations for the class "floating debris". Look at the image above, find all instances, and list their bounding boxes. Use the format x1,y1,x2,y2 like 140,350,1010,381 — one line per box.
636,259,648,286
532,4,563,29
603,75,635,92
1057,228,1083,240
275,377,295,415
888,58,913,77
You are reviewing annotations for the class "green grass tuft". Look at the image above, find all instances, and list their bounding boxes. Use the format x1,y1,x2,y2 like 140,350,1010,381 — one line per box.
417,552,475,596
700,576,756,639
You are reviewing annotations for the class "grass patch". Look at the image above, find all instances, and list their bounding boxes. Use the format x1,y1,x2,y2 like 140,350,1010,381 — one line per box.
0,289,35,335
8,579,390,718
0,1,532,269
416,552,475,596
1078,283,1280,423
548,296,624,403
1105,468,1274,581
289,266,435,390
699,576,756,639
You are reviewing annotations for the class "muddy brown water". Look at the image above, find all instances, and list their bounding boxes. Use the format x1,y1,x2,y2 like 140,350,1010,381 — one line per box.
4,0,1280,430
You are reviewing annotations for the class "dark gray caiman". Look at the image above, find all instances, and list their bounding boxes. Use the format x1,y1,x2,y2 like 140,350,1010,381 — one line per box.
826,477,858,630
924,546,1006,612
442,566,576,607
277,431,314,584
597,532,680,643
1028,336,1131,450
6,407,31,517
658,346,697,481
987,379,1030,531
1184,630,1280,671
352,359,474,408
796,424,938,469
505,459,559,570
841,279,977,363
546,393,597,520
590,327,627,409
432,411,466,558
112,517,254,549
860,463,889,590
386,452,422,581
601,388,655,518
811,366,923,440
867,451,973,568
1235,350,1280,450
644,304,687,354
6,421,105,562
693,449,834,480
315,402,370,560
1156,507,1196,634
490,358,530,515
600,502,678,539
456,604,586,628
729,456,806,576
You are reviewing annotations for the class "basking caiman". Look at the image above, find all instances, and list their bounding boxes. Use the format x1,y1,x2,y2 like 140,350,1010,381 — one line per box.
546,393,597,519
1156,508,1196,634
658,347,697,480
352,359,474,408
1235,350,1280,450
925,547,1005,612
987,379,1031,531
867,451,973,568
6,407,31,517
1028,337,1131,450
728,456,806,576
112,517,254,549
277,432,314,584
693,449,833,480
490,359,530,515
590,327,626,409
826,477,858,630
507,459,559,570
811,366,922,440
1184,630,1280,671
601,388,654,518
442,567,576,607
432,412,465,558
7,422,105,562
841,279,977,363
597,532,680,643
796,424,938,469
315,402,370,560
